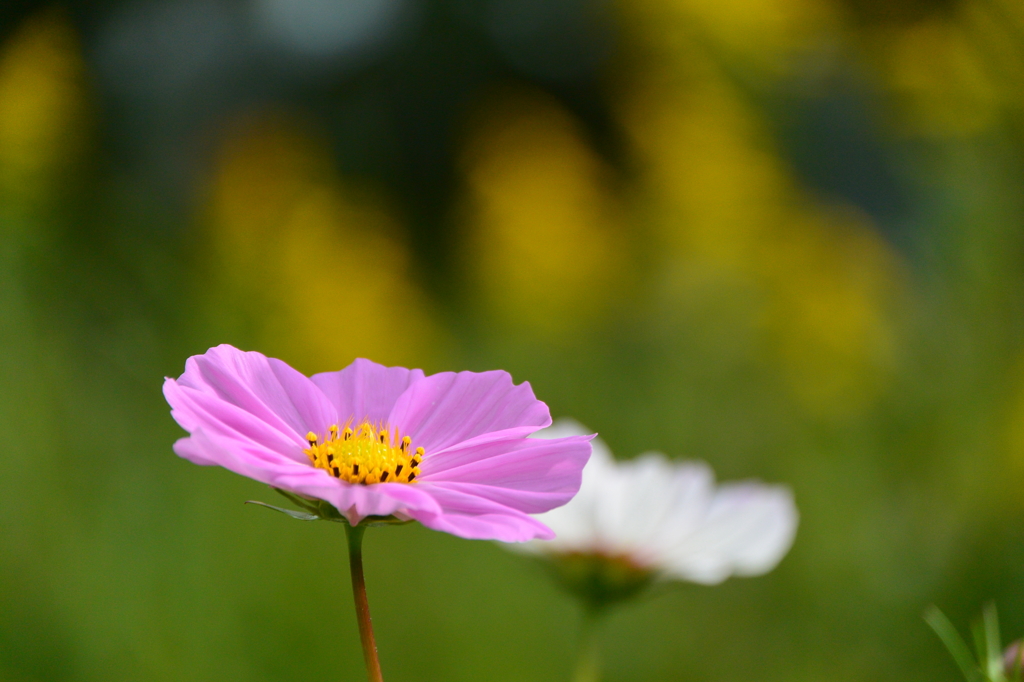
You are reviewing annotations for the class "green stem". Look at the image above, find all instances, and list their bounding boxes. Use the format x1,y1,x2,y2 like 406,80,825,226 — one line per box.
345,523,384,682
571,607,602,682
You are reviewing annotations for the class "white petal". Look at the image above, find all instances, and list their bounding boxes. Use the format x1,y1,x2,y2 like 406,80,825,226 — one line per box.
659,482,798,584
595,455,712,563
630,457,716,561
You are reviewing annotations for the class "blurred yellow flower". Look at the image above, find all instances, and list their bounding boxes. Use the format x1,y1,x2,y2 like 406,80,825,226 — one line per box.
622,59,902,415
458,89,628,338
1003,360,1024,476
0,10,87,209
203,118,442,373
621,0,839,75
880,16,1000,136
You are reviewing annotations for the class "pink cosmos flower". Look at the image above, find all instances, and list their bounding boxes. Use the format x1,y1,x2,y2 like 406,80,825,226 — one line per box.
163,345,593,542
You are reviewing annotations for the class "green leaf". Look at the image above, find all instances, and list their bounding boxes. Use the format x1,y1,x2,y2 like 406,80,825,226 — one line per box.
245,500,320,521
973,619,989,679
982,603,1004,681
926,605,985,682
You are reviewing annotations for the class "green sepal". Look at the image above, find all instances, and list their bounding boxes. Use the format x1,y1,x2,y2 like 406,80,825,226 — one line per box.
542,552,656,613
247,489,414,528
358,515,414,528
306,497,412,527
245,500,321,521
273,488,320,513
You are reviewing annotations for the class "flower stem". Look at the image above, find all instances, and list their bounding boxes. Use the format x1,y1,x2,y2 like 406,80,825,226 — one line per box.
572,607,602,682
345,522,384,682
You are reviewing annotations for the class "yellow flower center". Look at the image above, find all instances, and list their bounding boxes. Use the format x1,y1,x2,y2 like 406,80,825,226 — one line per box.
304,421,423,485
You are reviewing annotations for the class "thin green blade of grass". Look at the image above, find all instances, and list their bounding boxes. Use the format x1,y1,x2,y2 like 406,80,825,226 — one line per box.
983,603,1004,681
973,618,988,677
926,606,985,682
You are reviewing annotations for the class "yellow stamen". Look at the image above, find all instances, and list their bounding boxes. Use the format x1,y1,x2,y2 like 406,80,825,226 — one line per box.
304,420,422,485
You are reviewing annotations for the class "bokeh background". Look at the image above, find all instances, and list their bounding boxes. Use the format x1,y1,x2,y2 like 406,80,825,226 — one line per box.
2,0,1024,680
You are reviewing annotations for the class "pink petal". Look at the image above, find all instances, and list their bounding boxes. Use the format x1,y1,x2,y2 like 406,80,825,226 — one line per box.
426,481,572,514
422,434,592,498
408,483,556,542
311,359,425,425
171,435,219,466
172,345,337,441
387,370,551,453
164,379,307,464
173,426,306,487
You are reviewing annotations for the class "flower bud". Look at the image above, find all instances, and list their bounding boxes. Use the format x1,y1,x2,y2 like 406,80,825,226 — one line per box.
1005,639,1023,677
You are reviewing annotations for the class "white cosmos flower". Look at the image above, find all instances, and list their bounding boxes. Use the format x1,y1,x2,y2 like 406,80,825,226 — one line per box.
521,419,798,585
